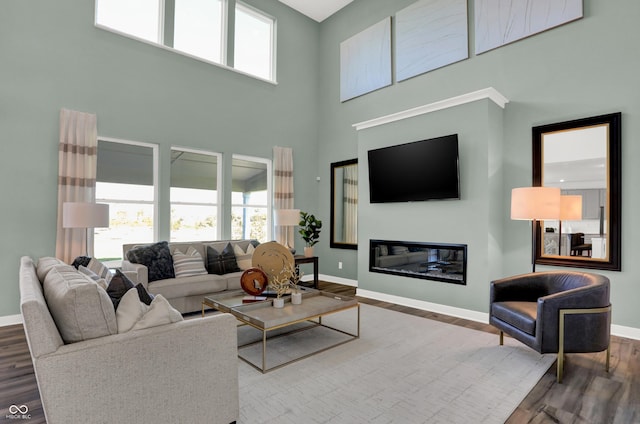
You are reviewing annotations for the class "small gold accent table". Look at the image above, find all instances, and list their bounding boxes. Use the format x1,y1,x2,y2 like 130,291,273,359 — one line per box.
202,289,360,373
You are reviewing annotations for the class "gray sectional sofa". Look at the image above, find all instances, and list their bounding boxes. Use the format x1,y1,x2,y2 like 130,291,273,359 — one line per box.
19,256,239,424
122,239,257,314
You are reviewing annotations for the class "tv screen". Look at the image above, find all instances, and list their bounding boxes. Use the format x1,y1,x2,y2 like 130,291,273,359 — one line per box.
367,134,460,203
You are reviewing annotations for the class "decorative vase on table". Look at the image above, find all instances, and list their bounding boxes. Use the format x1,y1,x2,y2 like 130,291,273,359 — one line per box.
291,292,302,305
298,211,322,259
273,297,285,308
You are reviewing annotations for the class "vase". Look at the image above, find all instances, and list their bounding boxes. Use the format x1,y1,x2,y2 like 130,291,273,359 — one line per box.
304,246,314,257
291,292,302,305
273,297,285,308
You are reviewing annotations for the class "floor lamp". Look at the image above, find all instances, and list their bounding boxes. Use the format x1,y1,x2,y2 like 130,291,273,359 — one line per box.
558,195,583,255
274,209,300,254
511,187,561,272
63,202,110,256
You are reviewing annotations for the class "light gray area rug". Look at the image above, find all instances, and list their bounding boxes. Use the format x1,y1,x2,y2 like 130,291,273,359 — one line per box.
236,304,555,424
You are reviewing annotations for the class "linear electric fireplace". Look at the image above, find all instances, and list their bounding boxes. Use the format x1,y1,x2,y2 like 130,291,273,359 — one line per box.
369,240,467,285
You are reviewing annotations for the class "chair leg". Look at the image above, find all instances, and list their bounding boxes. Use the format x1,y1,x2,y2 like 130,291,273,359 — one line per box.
499,331,503,346
605,343,610,372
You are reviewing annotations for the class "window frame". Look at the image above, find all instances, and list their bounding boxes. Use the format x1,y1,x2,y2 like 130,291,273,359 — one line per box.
234,1,277,82
231,154,273,242
95,136,160,258
170,146,223,241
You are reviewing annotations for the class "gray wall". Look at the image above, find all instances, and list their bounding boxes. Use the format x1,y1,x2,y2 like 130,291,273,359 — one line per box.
0,0,320,317
316,0,640,329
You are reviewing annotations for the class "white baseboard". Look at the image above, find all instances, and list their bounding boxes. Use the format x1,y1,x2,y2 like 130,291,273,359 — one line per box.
356,289,489,324
0,314,22,327
355,289,640,341
318,274,358,287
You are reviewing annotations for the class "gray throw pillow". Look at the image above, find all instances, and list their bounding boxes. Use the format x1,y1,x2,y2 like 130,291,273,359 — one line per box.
126,241,175,282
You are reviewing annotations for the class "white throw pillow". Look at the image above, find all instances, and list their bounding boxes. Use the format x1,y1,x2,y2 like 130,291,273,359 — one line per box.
233,243,256,270
172,246,207,278
116,288,183,333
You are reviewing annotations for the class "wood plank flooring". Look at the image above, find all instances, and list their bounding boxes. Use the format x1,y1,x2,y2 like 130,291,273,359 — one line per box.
2,281,638,423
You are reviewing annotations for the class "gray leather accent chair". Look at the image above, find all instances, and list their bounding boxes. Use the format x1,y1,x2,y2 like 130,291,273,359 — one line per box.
490,271,611,383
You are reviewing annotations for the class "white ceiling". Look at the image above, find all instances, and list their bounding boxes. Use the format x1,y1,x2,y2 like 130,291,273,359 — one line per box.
278,0,354,22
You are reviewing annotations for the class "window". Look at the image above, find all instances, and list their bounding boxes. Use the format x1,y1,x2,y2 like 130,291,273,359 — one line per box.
95,0,161,43
231,155,271,242
234,2,275,80
173,0,225,64
170,148,221,242
95,0,276,82
95,139,158,260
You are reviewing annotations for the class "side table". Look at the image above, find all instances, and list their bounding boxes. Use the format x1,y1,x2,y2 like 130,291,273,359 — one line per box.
294,255,318,289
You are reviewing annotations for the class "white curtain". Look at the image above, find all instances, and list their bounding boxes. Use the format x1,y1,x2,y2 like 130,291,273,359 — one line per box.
343,164,358,243
273,146,295,246
55,108,98,262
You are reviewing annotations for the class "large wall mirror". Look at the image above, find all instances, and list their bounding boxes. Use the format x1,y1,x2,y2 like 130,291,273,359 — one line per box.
533,112,621,271
330,159,358,249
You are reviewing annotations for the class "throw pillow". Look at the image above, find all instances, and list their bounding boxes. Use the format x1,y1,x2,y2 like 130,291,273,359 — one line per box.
71,256,92,269
233,243,256,270
86,257,113,284
106,269,135,310
172,246,208,278
78,265,108,290
107,270,154,308
125,241,175,282
206,243,241,275
116,288,183,333
391,245,409,255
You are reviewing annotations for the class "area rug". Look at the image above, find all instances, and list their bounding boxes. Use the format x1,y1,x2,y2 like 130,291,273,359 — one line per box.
235,303,555,424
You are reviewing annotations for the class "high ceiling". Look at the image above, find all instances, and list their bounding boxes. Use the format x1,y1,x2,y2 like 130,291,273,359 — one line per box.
278,0,354,22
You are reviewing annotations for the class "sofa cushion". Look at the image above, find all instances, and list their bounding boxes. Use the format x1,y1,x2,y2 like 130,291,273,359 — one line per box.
116,288,183,333
172,246,208,278
234,243,256,270
491,301,538,336
126,241,175,282
36,257,67,281
206,243,241,275
148,274,230,299
43,265,117,343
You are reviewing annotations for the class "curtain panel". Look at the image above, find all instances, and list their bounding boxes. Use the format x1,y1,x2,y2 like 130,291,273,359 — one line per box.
55,108,98,262
273,146,295,247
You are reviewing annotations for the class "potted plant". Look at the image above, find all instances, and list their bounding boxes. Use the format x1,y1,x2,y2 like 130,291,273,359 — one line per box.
298,211,322,257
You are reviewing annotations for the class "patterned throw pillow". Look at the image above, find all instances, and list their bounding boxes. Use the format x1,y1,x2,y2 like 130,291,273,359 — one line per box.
125,241,175,282
206,243,241,275
78,265,108,290
172,246,208,278
233,243,256,270
86,257,113,284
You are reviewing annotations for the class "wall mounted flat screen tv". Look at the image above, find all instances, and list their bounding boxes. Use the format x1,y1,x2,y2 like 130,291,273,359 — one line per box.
368,134,460,203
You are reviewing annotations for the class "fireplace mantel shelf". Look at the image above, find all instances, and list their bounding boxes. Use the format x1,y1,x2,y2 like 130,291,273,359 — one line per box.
352,87,509,131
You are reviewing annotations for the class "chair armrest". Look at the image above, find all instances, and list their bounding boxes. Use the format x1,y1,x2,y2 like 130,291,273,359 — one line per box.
121,260,148,288
35,314,238,424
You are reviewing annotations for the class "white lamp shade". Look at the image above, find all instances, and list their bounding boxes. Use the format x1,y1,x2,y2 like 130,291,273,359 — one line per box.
511,187,561,220
560,195,583,221
63,202,110,229
274,209,300,226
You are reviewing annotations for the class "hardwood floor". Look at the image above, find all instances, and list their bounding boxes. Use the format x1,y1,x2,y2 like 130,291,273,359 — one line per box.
2,281,638,423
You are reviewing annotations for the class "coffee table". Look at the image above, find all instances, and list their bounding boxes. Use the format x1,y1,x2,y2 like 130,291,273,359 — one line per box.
202,289,360,373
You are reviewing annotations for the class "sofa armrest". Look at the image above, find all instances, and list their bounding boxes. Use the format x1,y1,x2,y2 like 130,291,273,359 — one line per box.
121,260,148,288
34,314,239,424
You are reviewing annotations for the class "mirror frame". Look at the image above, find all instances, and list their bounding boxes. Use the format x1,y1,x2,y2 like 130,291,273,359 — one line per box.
533,112,621,271
330,159,358,250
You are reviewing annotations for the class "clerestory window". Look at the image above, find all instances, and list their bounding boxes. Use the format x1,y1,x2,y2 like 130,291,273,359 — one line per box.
95,0,276,82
